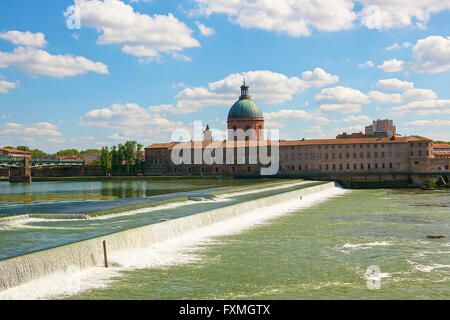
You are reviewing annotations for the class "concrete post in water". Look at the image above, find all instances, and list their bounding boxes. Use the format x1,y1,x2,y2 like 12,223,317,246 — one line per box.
103,240,108,268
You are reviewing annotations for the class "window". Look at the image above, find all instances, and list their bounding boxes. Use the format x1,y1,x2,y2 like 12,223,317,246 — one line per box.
332,164,336,170
360,152,364,159
319,164,322,170
389,152,392,158
389,163,393,169
411,151,414,156
346,153,350,159
298,165,302,171
382,152,385,158
332,153,335,159
418,151,422,156
346,164,350,170
368,163,371,169
325,153,328,159
326,164,329,170
232,167,235,173
382,163,385,169
361,163,364,169
215,167,219,173
353,163,357,170
339,164,343,170
445,165,449,170
339,153,342,159
367,152,371,158
375,163,378,169
248,166,251,172
396,152,399,159
353,152,357,159
201,168,205,174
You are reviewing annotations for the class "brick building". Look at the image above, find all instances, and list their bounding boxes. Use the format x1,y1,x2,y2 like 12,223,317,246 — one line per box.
144,83,449,183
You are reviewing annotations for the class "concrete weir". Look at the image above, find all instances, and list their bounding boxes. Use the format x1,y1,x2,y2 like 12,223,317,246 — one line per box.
0,182,339,292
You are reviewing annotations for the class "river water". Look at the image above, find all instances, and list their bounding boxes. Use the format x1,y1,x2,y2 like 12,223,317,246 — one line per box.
0,180,448,299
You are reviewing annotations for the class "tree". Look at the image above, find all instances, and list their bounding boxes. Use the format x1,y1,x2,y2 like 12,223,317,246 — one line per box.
99,146,112,175
30,149,46,158
80,149,101,154
16,145,30,151
2,146,14,149
135,143,143,174
56,149,80,156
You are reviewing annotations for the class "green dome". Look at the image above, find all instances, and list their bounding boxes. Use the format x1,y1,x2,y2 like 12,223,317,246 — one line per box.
228,98,263,120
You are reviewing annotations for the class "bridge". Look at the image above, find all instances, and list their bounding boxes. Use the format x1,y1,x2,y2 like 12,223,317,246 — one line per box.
0,157,85,182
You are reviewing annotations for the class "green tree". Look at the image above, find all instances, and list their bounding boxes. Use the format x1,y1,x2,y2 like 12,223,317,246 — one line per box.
80,149,101,154
16,145,30,151
135,143,143,174
56,149,80,156
99,146,112,175
2,146,14,149
30,149,46,158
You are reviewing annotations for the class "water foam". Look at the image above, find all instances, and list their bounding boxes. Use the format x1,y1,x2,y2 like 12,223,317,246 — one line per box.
0,183,346,300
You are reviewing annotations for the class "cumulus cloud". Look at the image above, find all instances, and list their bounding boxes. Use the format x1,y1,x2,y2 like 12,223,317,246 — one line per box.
406,119,450,126
377,58,406,72
378,36,450,73
319,103,362,114
0,79,19,93
376,78,414,91
315,86,369,105
402,88,437,101
1,122,62,138
195,22,216,36
0,30,47,48
172,68,338,113
359,0,450,30
368,90,403,104
0,46,108,78
193,1,449,36
264,109,314,121
80,103,187,141
391,99,450,115
193,0,356,37
75,0,200,60
358,60,374,68
411,35,450,73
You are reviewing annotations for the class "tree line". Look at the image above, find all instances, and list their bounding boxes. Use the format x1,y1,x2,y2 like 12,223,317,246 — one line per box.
99,141,144,176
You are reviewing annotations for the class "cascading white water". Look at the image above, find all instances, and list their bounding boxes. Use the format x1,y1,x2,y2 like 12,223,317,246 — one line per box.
0,182,345,299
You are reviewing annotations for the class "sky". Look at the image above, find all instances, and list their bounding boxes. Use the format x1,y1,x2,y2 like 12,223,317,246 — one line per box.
0,0,449,153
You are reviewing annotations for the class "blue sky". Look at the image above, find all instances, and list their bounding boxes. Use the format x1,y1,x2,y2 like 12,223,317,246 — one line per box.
0,0,449,152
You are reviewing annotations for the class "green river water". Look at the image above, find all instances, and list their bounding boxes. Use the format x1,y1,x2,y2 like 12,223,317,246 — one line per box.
67,188,449,300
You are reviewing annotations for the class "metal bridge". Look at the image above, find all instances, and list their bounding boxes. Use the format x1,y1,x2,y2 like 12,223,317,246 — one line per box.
0,157,85,168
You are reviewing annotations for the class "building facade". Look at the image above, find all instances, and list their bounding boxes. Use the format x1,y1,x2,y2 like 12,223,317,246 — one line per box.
144,84,449,184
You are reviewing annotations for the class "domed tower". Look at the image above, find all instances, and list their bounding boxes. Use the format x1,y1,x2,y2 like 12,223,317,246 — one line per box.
227,80,264,141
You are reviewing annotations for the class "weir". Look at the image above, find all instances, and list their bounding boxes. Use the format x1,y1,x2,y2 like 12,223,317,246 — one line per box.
0,182,338,293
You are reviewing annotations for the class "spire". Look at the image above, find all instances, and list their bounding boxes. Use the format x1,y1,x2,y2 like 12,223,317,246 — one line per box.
239,79,250,100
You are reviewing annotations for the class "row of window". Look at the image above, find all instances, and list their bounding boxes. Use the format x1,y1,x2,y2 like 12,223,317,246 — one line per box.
282,151,402,161
291,162,396,171
148,158,165,165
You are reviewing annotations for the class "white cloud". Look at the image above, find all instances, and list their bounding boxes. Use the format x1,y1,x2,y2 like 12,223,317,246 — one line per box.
0,30,47,48
0,79,19,93
315,86,369,105
80,103,186,141
319,103,362,114
193,1,449,36
402,88,437,101
379,36,450,73
358,60,374,68
264,109,314,121
195,22,216,36
340,115,372,123
368,91,403,104
174,68,338,113
391,99,450,115
0,46,108,78
406,119,450,126
377,58,406,72
359,0,450,30
386,43,400,50
1,122,62,138
376,78,414,91
301,126,323,134
411,35,450,73
193,0,356,37
76,0,200,60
